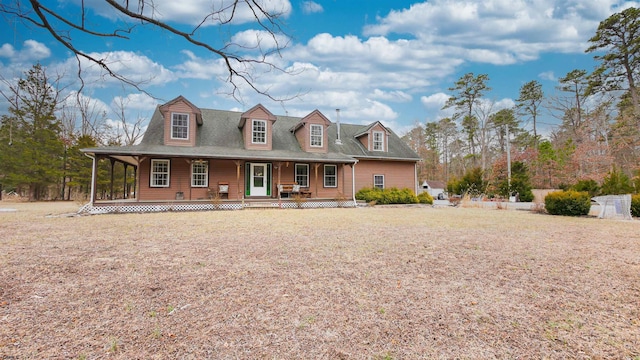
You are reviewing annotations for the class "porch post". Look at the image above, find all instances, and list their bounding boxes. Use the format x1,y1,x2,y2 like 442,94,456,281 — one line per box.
133,163,138,200
351,161,357,203
342,164,346,196
85,153,97,206
109,158,115,200
235,160,242,202
123,163,128,199
314,163,320,196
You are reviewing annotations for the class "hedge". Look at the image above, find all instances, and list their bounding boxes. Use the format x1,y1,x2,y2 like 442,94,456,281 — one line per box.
632,194,640,218
355,187,419,205
544,190,591,216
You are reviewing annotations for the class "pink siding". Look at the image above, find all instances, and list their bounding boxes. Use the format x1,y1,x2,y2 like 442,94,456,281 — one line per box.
136,157,416,202
354,160,415,192
242,119,274,150
240,106,276,151
370,124,389,152
358,133,369,149
163,102,198,147
138,158,192,201
293,111,329,153
357,123,389,152
273,162,353,198
138,158,247,201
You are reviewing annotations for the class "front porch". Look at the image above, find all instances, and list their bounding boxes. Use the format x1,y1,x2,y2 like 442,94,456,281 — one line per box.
80,197,356,214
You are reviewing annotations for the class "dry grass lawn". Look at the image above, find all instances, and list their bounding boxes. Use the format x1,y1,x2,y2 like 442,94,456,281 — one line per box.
1,202,639,359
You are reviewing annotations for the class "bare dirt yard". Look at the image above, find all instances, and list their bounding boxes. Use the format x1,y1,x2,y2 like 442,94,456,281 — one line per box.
1,202,639,359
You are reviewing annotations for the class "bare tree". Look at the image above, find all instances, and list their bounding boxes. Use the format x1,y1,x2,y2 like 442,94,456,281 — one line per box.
1,1,293,100
109,95,146,146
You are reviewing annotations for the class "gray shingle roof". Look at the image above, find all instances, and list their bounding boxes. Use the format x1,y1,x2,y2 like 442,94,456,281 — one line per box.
84,107,420,163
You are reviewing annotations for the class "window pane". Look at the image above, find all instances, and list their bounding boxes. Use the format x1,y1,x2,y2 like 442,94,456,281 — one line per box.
151,160,170,187
191,161,208,187
324,165,337,187
373,131,383,151
295,164,309,187
172,114,189,139
374,175,384,189
252,120,266,143
310,125,323,147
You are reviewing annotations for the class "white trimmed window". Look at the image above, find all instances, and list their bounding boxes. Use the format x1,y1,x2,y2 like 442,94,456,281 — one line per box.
295,163,309,187
191,160,208,187
151,159,170,187
310,124,323,147
252,119,267,144
324,164,337,188
171,113,189,140
373,131,384,151
374,174,385,189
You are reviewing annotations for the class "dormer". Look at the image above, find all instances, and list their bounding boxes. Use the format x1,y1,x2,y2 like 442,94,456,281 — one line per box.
291,109,331,153
238,104,277,150
159,96,202,147
354,121,390,152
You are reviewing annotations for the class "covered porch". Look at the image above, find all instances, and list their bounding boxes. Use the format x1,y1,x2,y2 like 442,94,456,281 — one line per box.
82,152,358,213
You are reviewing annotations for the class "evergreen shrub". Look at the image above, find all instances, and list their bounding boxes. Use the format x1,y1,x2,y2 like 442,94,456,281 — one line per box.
355,187,418,205
631,194,640,218
544,190,591,216
417,191,434,204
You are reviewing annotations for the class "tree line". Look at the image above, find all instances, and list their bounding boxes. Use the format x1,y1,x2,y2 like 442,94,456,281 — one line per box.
0,64,144,201
403,7,640,198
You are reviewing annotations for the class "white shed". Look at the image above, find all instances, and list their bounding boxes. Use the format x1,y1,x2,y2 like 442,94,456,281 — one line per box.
420,180,447,199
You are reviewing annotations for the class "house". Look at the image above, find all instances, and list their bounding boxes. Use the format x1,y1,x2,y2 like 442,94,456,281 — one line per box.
420,180,447,200
81,96,420,213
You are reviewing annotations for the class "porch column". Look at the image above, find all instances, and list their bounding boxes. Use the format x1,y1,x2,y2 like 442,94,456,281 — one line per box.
342,164,346,196
89,154,98,205
123,163,128,199
235,160,242,201
109,158,115,200
133,164,138,199
314,163,320,197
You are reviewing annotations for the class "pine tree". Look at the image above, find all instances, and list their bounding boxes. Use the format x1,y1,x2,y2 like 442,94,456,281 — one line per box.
0,64,64,200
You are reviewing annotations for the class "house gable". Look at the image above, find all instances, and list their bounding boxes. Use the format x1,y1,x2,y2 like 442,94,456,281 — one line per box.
291,109,331,153
238,104,277,150
355,121,390,152
159,96,202,147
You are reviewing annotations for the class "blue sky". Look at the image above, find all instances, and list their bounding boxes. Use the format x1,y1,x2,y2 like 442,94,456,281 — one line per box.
1,0,638,138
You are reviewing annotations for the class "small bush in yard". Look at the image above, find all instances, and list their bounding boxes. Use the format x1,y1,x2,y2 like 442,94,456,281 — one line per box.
417,192,433,204
544,190,591,216
631,194,640,218
355,187,418,204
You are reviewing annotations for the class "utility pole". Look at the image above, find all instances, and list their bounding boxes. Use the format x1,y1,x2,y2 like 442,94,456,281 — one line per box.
506,124,511,193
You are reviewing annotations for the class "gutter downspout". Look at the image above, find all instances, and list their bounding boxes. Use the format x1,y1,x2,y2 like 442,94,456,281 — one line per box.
83,153,96,209
414,162,418,195
352,160,358,206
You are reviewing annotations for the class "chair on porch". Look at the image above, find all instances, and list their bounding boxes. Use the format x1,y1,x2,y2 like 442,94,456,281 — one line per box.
218,182,229,199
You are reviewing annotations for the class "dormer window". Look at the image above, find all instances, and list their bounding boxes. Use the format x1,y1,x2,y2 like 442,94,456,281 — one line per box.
171,113,189,140
310,124,323,147
373,131,384,151
252,119,267,144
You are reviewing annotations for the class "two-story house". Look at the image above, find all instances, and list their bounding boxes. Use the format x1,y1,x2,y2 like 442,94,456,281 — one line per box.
81,96,420,212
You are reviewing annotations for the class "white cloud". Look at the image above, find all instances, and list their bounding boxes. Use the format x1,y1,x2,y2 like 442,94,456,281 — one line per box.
420,93,450,109
538,71,557,81
85,0,293,26
0,40,50,63
111,93,158,111
362,0,623,65
0,44,16,58
58,51,176,87
230,30,291,52
370,89,412,103
301,1,323,14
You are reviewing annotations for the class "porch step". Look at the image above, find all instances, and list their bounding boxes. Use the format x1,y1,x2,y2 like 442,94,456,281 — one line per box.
244,202,280,209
